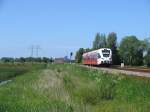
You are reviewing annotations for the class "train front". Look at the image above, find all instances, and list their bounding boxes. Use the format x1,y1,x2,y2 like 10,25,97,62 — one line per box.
97,48,112,65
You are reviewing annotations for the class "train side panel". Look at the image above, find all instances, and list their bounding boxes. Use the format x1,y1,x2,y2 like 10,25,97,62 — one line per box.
82,51,98,65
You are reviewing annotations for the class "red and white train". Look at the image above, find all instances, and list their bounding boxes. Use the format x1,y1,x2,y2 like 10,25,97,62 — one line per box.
82,48,112,66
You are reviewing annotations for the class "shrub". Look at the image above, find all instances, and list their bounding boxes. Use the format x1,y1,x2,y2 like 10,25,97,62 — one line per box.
144,55,150,67
75,86,100,105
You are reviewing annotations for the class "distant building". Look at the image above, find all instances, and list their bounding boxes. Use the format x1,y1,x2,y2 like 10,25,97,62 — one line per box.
54,58,64,64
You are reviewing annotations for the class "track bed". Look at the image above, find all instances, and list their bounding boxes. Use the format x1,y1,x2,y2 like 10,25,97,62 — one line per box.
112,66,150,73
81,65,150,78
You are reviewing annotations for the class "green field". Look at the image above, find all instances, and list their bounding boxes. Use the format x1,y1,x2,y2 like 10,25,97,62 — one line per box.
0,64,150,112
0,63,47,82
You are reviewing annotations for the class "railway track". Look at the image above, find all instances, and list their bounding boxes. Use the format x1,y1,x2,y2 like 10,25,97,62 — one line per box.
80,65,150,78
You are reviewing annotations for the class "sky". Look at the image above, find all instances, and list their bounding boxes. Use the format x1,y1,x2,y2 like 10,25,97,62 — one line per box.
0,0,150,58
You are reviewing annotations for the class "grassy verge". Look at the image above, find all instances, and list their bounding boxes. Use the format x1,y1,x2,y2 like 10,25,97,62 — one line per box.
48,64,150,112
0,63,150,112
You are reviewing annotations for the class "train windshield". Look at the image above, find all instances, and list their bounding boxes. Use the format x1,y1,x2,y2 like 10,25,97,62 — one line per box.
103,54,110,57
102,49,110,57
102,49,110,54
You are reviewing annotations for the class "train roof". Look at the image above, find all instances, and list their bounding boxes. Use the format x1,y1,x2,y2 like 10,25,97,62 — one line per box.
82,48,111,57
83,48,111,54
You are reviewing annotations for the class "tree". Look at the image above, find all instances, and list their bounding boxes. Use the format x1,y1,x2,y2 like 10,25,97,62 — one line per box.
1,57,14,63
25,57,34,62
119,36,143,66
107,32,120,65
144,48,150,67
19,57,26,63
143,38,150,50
142,38,150,66
35,57,42,62
42,57,50,63
93,33,106,50
75,48,84,63
84,48,92,52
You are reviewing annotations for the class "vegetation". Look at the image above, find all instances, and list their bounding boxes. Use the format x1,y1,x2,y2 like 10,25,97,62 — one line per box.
119,36,144,66
0,64,150,112
144,48,150,67
93,33,106,49
75,48,84,63
0,63,47,82
107,32,120,65
0,57,54,63
143,38,150,67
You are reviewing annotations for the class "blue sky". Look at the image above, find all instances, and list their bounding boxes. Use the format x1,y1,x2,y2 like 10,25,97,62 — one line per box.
0,0,150,58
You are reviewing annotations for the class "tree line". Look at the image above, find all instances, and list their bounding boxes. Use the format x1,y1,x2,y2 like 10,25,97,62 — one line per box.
75,32,150,66
0,57,54,63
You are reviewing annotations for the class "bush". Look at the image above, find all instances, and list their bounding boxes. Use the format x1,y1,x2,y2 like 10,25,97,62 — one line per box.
74,86,100,105
144,55,150,67
75,81,116,105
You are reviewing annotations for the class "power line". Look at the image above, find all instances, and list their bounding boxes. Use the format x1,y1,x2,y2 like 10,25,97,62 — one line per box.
29,45,34,57
29,45,41,57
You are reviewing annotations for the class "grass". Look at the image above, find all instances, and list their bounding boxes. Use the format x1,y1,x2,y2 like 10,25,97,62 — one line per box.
48,64,150,111
0,63,47,82
0,63,150,111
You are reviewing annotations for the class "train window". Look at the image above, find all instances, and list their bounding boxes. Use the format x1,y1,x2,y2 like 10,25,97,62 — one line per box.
102,49,110,54
103,54,110,57
97,53,101,58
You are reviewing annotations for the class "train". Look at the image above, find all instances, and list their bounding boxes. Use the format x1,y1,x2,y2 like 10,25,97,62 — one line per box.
82,48,112,66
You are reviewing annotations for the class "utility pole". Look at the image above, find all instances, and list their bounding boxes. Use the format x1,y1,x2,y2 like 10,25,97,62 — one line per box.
29,45,34,65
